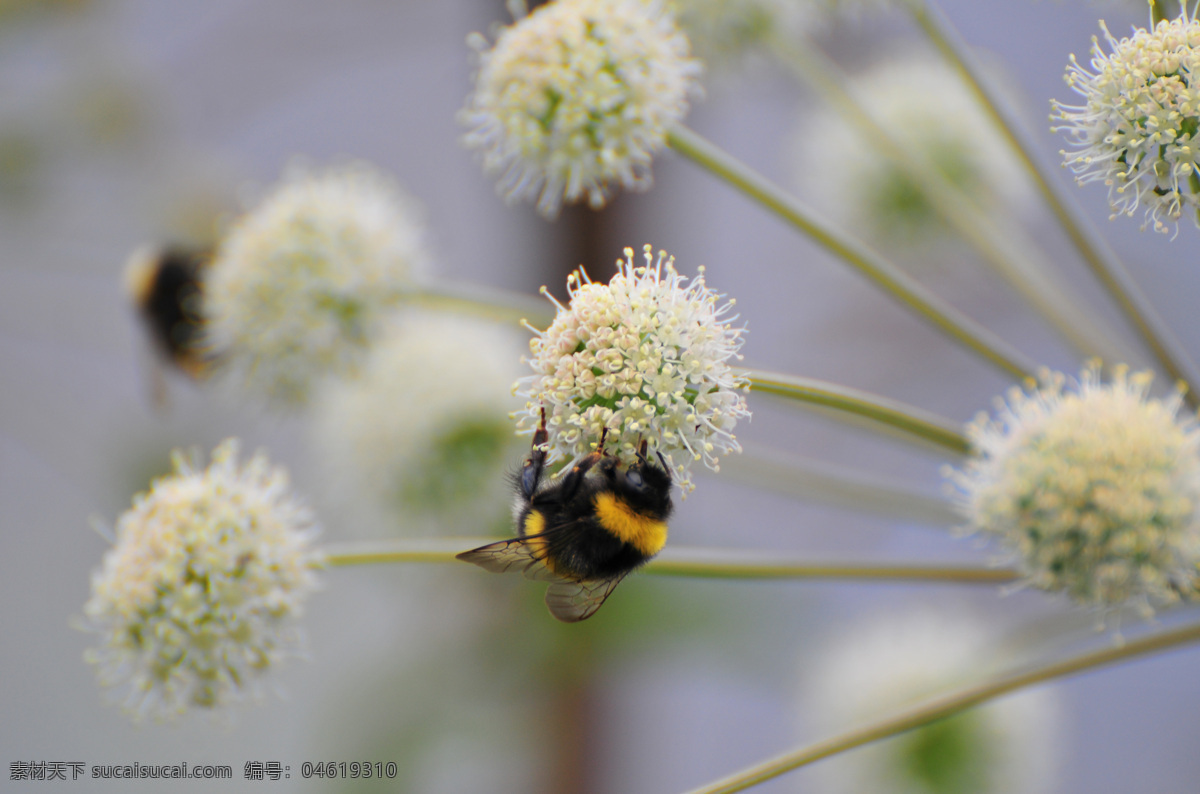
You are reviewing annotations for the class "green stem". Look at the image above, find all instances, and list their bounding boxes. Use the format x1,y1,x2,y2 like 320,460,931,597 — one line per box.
768,37,1137,365
322,540,1011,583
666,125,1038,381
409,282,554,327
683,617,1200,794
745,368,970,455
908,0,1200,409
719,445,960,528
644,550,1012,583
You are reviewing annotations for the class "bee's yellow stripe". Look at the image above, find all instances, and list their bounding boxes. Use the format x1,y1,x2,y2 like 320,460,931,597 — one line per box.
523,510,555,574
592,492,668,556
523,511,545,537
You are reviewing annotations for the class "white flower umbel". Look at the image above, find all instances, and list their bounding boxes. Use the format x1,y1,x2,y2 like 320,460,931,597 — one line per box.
1052,11,1200,234
515,244,749,495
947,364,1200,614
804,610,1059,794
83,439,322,721
460,0,701,217
311,312,525,535
206,162,428,405
794,54,1030,250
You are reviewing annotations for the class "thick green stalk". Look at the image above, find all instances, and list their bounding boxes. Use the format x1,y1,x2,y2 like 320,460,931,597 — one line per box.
746,369,970,455
907,0,1200,408
322,540,1010,583
666,125,1038,381
769,38,1137,365
683,618,1200,794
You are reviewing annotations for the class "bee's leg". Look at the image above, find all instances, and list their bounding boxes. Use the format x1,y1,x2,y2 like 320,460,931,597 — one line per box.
651,445,671,480
635,438,668,474
519,407,549,499
554,428,610,500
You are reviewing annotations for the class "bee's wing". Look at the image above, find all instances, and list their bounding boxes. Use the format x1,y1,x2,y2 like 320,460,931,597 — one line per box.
544,574,627,623
455,537,562,583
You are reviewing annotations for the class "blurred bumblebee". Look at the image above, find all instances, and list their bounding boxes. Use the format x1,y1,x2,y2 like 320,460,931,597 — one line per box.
457,410,674,622
124,245,213,405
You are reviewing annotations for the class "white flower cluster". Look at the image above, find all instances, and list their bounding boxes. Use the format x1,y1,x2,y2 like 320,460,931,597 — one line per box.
515,244,749,494
83,440,322,721
947,365,1200,613
461,0,701,217
205,162,428,404
1052,12,1200,233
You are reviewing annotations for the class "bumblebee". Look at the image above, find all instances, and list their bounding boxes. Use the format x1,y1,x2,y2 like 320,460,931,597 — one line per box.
124,245,213,404
457,411,673,622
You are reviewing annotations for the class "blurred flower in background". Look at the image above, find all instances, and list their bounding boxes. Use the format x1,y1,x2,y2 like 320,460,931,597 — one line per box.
82,439,322,721
792,52,1031,255
205,161,429,406
669,0,821,69
461,0,702,216
948,364,1200,615
802,608,1060,794
310,310,525,537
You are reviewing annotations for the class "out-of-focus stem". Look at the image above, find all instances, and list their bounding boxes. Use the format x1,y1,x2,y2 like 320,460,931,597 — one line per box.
666,125,1038,381
410,282,554,327
907,0,1200,409
769,37,1137,365
323,540,1010,582
683,617,1200,794
720,445,960,527
746,369,970,455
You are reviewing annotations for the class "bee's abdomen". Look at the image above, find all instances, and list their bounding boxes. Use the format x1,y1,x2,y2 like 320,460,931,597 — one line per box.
549,520,650,580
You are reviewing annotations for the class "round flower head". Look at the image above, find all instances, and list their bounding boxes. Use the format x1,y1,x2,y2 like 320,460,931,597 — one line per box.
83,439,322,721
1052,11,1200,234
515,244,749,495
947,364,1200,614
460,0,702,218
311,312,525,535
205,161,428,404
804,610,1059,794
794,54,1030,250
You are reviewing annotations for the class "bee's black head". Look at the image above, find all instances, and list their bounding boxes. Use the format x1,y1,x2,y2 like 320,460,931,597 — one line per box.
602,451,673,522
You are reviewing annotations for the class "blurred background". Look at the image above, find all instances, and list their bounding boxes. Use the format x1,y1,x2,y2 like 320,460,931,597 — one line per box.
3,0,1200,791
